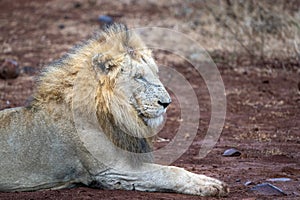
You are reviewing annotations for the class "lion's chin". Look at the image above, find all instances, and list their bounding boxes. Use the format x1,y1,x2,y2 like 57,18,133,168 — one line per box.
143,115,164,128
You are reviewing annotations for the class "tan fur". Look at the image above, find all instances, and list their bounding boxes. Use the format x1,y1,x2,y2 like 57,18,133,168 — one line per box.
32,25,155,160
0,24,228,196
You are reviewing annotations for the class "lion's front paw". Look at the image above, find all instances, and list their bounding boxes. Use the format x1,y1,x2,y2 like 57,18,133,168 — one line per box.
184,174,229,197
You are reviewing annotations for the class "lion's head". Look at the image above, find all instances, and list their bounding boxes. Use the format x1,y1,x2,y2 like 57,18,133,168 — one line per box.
90,25,171,134
33,24,170,161
89,25,172,161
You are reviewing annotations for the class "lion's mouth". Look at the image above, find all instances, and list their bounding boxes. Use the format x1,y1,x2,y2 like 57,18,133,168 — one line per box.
130,99,166,128
139,108,166,128
142,114,164,128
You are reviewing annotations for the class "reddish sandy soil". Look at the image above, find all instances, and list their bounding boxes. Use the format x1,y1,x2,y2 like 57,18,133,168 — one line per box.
0,1,300,199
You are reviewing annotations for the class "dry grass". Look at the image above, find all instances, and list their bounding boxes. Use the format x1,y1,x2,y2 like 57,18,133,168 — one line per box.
160,0,300,66
205,0,299,61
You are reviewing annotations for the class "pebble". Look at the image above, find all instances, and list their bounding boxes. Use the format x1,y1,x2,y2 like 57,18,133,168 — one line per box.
156,137,170,142
251,183,286,196
58,24,65,29
293,191,300,196
262,80,269,84
0,59,20,79
74,2,81,8
222,148,241,157
244,181,254,186
267,178,292,182
98,15,113,25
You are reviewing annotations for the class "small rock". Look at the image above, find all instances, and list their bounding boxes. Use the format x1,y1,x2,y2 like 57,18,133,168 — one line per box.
98,15,113,26
156,137,170,142
222,148,241,157
74,2,81,8
58,24,65,29
0,59,20,79
251,183,286,196
244,181,254,186
293,191,300,196
267,178,292,182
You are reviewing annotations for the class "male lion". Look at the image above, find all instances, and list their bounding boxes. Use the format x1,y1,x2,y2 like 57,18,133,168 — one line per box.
0,24,228,196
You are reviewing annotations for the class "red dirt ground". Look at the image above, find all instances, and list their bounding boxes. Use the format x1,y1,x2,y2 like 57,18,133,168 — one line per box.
0,1,299,199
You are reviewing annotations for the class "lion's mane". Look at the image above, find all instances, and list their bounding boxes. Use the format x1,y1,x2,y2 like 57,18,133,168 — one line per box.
31,24,154,164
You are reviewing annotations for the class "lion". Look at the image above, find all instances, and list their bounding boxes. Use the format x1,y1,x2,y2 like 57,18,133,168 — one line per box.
0,24,228,196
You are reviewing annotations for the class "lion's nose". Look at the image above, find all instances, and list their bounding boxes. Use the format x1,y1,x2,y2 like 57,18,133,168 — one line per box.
158,100,171,109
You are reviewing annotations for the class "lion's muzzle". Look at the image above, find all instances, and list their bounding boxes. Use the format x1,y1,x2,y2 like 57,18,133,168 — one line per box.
157,99,171,109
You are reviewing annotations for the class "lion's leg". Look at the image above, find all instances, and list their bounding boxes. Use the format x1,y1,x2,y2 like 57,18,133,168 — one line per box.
94,163,229,197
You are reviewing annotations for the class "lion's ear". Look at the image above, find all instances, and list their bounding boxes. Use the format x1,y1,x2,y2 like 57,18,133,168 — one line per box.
92,53,115,74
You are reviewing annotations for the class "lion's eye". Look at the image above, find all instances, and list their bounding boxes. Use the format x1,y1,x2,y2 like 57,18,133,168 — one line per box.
141,56,147,63
134,73,143,79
